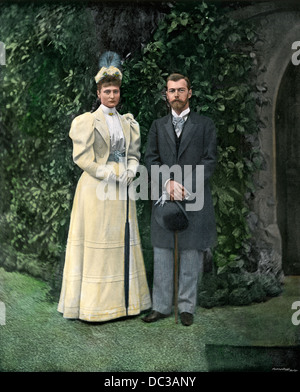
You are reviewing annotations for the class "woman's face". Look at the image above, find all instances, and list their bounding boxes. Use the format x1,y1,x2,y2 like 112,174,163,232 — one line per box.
97,83,120,108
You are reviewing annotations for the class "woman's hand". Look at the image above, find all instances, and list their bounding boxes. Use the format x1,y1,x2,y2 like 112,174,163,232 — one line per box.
119,169,135,186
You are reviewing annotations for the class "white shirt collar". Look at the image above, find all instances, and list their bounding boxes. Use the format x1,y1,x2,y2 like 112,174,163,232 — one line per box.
172,107,190,118
100,104,117,115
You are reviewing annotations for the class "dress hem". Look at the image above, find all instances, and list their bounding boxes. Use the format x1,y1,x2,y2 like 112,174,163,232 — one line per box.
57,303,151,322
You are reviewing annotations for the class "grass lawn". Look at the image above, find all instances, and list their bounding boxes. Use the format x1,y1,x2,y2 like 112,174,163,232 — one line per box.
0,267,299,372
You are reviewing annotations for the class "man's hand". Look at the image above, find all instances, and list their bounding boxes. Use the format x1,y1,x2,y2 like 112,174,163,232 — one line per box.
166,180,187,201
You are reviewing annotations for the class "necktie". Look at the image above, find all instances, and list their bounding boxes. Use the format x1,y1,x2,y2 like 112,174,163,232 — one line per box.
172,116,185,130
172,116,185,138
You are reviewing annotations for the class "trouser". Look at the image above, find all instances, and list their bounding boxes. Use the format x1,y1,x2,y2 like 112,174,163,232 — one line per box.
152,247,204,315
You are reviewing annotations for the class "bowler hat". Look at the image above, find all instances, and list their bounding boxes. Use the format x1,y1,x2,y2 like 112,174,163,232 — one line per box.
154,201,189,232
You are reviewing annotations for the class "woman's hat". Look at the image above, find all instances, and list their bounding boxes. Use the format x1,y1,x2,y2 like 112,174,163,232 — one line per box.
95,66,122,84
95,51,123,84
154,201,189,232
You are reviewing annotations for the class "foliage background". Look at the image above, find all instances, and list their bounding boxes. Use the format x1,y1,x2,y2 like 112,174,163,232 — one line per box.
0,4,98,288
0,1,282,305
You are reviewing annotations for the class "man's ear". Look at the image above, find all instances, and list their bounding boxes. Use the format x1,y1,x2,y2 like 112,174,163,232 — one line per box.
188,89,192,99
165,90,170,103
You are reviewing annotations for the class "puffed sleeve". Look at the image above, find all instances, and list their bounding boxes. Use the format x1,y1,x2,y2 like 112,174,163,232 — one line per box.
123,113,141,175
69,112,102,178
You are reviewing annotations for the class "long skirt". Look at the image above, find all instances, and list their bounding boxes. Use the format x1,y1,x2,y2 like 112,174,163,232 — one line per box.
57,162,151,322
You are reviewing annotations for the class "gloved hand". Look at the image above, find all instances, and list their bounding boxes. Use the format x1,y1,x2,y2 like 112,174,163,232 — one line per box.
96,165,119,182
119,169,135,186
107,171,119,183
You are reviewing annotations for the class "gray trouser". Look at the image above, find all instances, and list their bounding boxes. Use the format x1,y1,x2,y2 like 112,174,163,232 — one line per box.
152,247,204,315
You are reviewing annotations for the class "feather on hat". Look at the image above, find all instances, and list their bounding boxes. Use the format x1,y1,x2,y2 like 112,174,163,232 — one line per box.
95,51,123,83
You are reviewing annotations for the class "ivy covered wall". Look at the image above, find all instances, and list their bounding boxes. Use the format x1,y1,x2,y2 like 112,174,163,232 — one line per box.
0,1,282,305
0,2,165,290
121,1,282,305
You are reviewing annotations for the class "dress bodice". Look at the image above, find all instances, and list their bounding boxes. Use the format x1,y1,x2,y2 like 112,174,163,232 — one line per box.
100,104,125,153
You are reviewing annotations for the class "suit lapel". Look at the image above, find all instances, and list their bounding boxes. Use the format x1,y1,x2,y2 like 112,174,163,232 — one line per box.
93,106,110,147
178,112,197,160
164,115,177,156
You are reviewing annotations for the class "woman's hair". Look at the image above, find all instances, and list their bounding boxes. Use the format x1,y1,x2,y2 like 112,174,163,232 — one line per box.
96,75,121,92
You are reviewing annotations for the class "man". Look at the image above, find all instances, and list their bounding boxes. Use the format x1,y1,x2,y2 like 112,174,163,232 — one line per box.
142,73,217,326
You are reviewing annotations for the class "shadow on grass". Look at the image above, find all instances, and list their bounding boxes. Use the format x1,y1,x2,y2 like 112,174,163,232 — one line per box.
205,344,300,372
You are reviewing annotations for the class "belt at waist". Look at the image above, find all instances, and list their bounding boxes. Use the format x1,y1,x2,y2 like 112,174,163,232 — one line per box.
107,150,126,162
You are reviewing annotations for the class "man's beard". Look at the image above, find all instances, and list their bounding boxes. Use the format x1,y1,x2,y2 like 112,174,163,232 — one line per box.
170,98,188,112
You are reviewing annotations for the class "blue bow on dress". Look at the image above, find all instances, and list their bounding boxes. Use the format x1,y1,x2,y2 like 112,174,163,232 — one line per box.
108,150,125,162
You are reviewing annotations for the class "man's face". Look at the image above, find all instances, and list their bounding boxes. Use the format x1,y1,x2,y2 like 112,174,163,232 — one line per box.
97,84,120,108
166,79,192,115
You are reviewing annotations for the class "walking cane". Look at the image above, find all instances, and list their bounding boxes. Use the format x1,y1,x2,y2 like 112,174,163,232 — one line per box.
153,197,188,325
124,185,130,317
174,230,179,324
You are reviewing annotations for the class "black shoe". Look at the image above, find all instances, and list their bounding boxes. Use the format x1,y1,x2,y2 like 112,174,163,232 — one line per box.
141,310,169,323
180,312,193,326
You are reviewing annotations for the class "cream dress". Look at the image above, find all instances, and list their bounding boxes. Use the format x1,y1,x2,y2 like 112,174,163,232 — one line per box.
57,104,151,322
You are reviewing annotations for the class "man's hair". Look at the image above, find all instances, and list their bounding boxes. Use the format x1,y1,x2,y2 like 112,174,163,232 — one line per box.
166,73,191,90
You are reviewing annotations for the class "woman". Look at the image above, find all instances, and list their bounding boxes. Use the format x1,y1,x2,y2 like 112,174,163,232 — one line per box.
57,52,151,322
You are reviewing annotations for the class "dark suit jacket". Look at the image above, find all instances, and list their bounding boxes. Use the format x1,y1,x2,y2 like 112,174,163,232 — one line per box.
144,111,217,250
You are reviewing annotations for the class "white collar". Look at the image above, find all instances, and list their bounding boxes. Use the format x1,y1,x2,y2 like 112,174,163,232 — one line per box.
100,104,117,115
172,107,190,118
